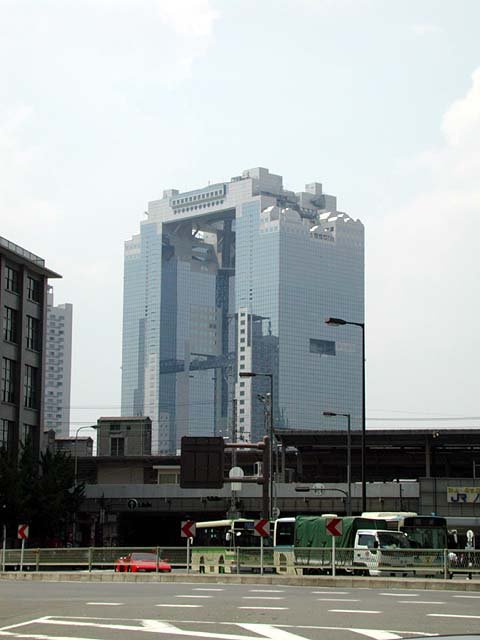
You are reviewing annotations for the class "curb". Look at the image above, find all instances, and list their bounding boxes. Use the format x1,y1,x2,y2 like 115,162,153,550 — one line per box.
1,572,479,591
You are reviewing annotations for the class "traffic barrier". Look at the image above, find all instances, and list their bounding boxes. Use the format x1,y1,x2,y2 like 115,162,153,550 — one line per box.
0,546,479,578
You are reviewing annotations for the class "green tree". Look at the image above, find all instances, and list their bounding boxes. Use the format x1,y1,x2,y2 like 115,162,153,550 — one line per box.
0,442,84,546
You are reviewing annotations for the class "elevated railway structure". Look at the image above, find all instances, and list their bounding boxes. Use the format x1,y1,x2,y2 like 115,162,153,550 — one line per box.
73,428,480,547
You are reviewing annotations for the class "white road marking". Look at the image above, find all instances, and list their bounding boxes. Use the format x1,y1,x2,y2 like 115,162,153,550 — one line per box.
86,602,123,606
279,625,429,639
242,596,284,600
398,601,444,605
141,621,182,632
238,607,289,611
312,591,349,595
0,618,48,633
329,610,381,614
428,613,480,619
156,604,203,608
175,595,213,598
380,593,418,597
193,588,224,591
316,598,360,602
0,633,95,640
15,617,263,640
452,594,480,598
0,616,431,640
350,630,401,640
249,589,285,593
239,623,310,640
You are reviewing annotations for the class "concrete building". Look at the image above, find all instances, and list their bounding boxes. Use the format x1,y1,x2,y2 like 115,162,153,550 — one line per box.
72,427,480,546
0,236,61,457
121,168,364,454
44,429,93,457
96,416,152,457
44,286,73,437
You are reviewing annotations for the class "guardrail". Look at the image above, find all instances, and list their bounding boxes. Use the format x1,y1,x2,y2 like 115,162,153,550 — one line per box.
0,546,479,578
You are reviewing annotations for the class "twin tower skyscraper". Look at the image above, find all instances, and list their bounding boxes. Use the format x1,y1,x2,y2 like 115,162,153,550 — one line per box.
121,167,364,455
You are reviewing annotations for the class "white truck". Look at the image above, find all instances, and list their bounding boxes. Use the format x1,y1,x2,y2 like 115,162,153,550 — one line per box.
353,528,412,576
274,516,412,576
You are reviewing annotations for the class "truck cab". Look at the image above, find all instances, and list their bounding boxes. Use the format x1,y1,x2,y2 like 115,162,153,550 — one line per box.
353,529,412,576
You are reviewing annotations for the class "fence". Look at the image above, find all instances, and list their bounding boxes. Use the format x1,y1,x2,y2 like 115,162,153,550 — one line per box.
0,546,479,578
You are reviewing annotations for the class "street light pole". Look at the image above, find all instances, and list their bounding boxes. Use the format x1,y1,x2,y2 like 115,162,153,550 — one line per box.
74,425,93,487
324,411,351,515
239,371,274,520
325,317,366,512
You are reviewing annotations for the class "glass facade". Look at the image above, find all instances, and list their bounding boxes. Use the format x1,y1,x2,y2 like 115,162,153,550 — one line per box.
121,169,364,453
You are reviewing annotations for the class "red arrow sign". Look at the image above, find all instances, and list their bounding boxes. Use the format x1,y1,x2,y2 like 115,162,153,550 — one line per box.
181,520,196,538
254,518,270,537
17,524,29,540
326,517,342,536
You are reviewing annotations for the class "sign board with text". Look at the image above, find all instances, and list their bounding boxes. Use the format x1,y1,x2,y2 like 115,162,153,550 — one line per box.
447,486,480,503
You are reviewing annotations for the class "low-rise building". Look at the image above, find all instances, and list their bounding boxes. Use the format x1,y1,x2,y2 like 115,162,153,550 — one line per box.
96,416,152,457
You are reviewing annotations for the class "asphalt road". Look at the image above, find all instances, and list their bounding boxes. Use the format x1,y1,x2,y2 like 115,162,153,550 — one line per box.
0,580,480,640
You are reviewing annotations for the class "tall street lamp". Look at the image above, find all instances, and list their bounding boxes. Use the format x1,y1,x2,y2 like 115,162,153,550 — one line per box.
323,411,352,515
239,371,274,520
325,316,366,512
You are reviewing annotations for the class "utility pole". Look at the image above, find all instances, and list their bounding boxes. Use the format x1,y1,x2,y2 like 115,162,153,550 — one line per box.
228,398,239,518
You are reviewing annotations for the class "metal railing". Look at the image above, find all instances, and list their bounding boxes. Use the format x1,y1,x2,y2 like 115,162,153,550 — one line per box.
0,546,479,578
0,236,45,266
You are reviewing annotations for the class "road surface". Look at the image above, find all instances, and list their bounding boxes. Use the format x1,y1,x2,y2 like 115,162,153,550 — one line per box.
0,580,479,640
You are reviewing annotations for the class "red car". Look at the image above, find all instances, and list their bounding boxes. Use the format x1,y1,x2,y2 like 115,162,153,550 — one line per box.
114,552,172,573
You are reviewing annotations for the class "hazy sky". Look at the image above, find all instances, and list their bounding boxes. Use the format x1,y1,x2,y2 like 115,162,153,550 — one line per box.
1,0,479,435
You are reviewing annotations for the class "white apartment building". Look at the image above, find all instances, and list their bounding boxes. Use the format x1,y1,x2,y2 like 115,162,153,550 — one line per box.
44,286,73,437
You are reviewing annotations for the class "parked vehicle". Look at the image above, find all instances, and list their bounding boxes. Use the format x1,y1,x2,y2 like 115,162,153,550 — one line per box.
114,552,171,573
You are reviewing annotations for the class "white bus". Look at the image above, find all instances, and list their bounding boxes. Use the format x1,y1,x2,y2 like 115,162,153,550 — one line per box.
191,519,270,574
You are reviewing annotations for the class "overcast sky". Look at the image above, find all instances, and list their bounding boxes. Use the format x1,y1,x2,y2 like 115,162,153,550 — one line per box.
1,0,479,435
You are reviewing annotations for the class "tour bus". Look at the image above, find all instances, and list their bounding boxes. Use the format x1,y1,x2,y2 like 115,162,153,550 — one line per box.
361,512,448,549
190,518,272,574
273,517,295,573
